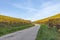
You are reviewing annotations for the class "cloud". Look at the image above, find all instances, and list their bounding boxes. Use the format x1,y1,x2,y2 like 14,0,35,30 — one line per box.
32,3,60,21
12,4,37,11
11,0,39,14
11,0,60,21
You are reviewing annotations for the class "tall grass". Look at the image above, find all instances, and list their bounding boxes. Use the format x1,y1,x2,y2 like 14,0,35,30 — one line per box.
0,24,34,36
36,24,57,40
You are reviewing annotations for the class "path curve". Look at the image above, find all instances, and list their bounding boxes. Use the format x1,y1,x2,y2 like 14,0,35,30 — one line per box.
0,25,40,40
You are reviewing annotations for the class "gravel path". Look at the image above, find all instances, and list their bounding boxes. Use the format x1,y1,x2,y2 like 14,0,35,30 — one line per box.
0,25,40,40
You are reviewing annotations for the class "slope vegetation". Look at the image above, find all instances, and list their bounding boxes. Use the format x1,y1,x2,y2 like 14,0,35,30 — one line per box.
0,15,33,27
0,15,34,36
34,13,60,24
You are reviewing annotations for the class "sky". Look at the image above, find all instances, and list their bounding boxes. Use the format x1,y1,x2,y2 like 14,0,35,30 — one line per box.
0,0,60,21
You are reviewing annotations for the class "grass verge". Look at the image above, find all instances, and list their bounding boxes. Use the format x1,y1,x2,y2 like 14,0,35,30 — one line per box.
0,24,34,36
36,24,60,40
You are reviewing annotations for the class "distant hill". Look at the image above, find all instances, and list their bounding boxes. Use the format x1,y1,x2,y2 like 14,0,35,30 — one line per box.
34,13,60,24
0,15,32,27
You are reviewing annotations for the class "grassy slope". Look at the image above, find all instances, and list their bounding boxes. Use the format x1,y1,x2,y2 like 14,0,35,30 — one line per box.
36,24,60,40
0,24,34,36
34,13,60,24
0,15,34,36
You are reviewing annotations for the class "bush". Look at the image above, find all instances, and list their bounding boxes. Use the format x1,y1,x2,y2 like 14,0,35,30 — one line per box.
48,18,60,30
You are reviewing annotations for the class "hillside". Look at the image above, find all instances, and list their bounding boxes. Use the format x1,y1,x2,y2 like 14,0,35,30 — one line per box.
0,15,34,36
0,15,32,27
34,13,60,24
